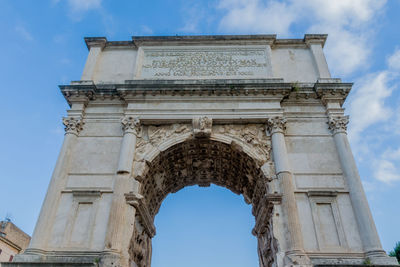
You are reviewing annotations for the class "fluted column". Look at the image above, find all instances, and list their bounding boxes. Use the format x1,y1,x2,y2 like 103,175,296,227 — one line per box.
105,116,141,258
29,117,84,250
328,116,387,257
266,117,309,264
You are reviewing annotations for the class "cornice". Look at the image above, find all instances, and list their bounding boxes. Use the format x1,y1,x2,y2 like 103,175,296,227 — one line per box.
59,79,352,106
60,79,292,106
83,34,328,49
132,34,277,47
304,34,328,48
314,79,353,106
84,37,107,50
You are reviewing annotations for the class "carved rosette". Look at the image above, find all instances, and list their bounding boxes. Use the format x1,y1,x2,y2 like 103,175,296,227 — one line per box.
121,116,141,136
62,117,84,135
266,117,287,135
193,116,212,138
328,115,349,135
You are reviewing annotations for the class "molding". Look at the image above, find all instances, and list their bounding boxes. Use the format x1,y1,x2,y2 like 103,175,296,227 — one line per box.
307,190,338,197
304,34,328,48
265,193,283,203
125,192,156,238
0,235,22,252
70,190,103,198
132,34,277,47
315,81,353,106
82,34,328,49
84,37,107,51
60,80,354,115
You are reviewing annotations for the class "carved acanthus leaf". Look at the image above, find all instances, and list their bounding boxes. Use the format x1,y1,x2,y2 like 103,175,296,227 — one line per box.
62,117,84,135
121,116,141,135
266,117,287,135
328,115,349,134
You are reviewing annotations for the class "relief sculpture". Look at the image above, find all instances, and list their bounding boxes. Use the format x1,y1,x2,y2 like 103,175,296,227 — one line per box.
129,216,152,267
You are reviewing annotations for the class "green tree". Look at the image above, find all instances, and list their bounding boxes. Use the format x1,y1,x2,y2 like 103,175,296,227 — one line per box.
389,241,400,263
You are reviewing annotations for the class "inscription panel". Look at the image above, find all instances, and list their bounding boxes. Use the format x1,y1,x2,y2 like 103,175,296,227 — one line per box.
137,46,271,79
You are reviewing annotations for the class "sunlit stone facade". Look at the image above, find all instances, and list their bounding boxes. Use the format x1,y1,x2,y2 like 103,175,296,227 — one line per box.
6,35,398,267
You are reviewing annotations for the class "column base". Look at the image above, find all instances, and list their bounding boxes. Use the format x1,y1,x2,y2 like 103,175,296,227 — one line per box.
366,250,399,265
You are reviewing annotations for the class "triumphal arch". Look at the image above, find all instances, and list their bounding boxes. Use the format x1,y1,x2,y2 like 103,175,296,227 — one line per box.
8,35,398,267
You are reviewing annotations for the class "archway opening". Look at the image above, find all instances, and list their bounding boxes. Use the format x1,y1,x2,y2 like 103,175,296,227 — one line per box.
151,185,258,267
130,138,277,267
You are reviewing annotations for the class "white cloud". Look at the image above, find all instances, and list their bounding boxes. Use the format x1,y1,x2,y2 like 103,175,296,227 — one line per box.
347,71,393,142
140,25,154,35
387,48,400,71
218,0,296,35
53,0,102,21
347,47,400,141
179,3,208,33
346,48,400,184
68,0,102,13
216,0,387,75
299,0,385,25
374,148,400,183
15,26,33,41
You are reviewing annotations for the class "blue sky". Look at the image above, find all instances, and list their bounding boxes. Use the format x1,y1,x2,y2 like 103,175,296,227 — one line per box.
0,0,399,266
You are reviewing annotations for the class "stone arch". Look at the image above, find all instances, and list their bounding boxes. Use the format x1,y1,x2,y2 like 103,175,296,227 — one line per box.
128,124,279,267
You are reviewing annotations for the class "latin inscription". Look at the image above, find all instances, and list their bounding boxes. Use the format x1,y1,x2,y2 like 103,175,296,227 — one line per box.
139,47,269,79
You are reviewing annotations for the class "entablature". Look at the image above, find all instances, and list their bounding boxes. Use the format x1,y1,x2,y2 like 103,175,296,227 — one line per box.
60,79,352,108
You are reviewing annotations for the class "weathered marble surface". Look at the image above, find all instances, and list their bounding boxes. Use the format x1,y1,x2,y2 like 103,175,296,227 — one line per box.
5,35,398,267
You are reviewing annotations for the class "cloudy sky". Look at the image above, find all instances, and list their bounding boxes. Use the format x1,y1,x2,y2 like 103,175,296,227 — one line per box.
0,0,399,266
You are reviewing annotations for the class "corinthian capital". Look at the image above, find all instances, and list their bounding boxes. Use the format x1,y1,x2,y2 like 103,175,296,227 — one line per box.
328,115,349,134
121,116,141,135
63,117,84,135
266,117,287,135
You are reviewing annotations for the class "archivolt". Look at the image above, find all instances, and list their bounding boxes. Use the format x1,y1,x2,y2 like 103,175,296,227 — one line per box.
129,125,278,267
141,138,269,219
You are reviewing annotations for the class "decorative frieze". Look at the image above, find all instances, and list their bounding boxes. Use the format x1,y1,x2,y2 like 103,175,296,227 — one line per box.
62,117,84,135
328,115,349,135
